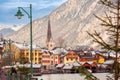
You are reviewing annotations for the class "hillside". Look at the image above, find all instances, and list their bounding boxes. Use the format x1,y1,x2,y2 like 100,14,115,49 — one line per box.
6,0,109,49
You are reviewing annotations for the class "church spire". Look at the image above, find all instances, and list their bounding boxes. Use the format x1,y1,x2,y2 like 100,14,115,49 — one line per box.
47,19,52,42
46,18,55,50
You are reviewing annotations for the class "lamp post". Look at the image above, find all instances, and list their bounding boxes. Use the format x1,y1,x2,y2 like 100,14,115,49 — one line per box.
15,4,33,77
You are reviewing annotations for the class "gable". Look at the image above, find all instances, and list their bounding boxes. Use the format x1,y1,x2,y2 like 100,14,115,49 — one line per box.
66,50,79,57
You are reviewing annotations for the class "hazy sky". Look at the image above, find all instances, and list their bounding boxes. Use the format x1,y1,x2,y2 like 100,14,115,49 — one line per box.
0,0,67,25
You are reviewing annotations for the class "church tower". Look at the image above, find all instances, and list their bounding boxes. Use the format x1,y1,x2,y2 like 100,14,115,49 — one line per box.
46,18,55,50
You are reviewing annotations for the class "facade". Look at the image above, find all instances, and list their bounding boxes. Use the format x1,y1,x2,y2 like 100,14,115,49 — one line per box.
51,52,61,65
79,56,97,62
75,50,94,62
20,49,42,64
94,53,105,64
63,51,80,64
41,51,51,69
3,42,42,64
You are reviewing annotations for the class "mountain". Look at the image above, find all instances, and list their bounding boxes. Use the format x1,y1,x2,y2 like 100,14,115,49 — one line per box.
0,24,24,36
6,0,109,49
0,28,14,36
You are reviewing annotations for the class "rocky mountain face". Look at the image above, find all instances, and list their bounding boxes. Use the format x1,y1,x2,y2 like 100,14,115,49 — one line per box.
6,0,109,49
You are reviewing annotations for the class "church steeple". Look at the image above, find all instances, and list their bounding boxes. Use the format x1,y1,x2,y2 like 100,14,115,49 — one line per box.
47,19,52,42
46,18,55,50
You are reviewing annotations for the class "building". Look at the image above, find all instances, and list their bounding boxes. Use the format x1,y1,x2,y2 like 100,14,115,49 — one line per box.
51,52,61,65
3,42,42,64
94,53,105,64
51,48,65,65
41,51,51,69
63,50,80,64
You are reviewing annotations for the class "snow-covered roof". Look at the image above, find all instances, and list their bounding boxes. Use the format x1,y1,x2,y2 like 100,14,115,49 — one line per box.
72,61,80,67
56,64,64,68
3,66,12,68
3,64,41,69
103,51,120,58
13,42,41,50
79,61,93,65
97,64,107,68
15,63,42,68
13,42,29,49
103,60,114,65
24,64,42,68
52,48,68,54
90,51,96,55
84,51,88,53
42,48,68,55
63,64,73,69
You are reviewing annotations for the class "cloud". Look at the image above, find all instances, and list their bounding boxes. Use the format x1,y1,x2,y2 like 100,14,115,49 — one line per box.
0,0,67,10
1,2,35,10
0,0,68,24
35,0,67,10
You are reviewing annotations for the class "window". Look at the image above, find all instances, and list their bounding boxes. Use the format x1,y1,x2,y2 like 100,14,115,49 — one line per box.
51,61,53,65
39,58,41,60
56,56,57,59
50,44,52,47
42,60,50,63
26,53,29,56
76,58,78,60
35,53,37,56
56,61,57,64
67,58,68,61
39,61,41,64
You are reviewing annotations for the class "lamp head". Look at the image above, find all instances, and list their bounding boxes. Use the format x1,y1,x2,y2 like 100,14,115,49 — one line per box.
15,8,24,19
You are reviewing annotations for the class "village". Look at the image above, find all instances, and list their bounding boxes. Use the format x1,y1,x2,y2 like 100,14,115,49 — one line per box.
0,19,116,77
1,0,120,80
0,39,115,76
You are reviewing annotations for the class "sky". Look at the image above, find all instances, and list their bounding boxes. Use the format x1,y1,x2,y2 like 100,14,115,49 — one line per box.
0,0,67,25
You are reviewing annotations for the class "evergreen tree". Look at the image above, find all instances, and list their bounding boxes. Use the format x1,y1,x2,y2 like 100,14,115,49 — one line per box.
87,0,120,80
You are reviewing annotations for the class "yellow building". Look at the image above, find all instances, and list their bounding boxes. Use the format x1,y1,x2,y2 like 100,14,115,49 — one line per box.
94,53,105,64
3,42,42,64
63,51,80,64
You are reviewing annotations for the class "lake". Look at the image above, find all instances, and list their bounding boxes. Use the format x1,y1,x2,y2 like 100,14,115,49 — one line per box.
33,73,112,80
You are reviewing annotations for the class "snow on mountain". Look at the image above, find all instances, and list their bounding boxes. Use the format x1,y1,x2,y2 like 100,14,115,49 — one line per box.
0,24,24,36
11,24,25,31
0,24,24,31
6,0,109,49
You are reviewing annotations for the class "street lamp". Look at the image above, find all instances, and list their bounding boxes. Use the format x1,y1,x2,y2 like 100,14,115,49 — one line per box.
15,4,33,77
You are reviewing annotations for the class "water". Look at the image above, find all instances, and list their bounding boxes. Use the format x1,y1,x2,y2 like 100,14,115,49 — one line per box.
33,73,110,80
